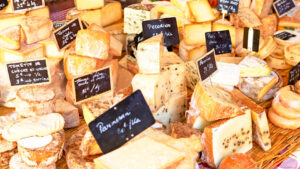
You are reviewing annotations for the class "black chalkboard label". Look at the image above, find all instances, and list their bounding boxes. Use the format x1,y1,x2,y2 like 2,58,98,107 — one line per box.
73,66,113,104
0,0,8,10
134,32,145,46
217,0,239,13
142,17,179,47
243,27,260,52
53,18,83,50
205,30,232,55
12,0,44,12
197,49,218,81
53,21,67,30
288,62,300,85
89,90,155,153
116,0,140,8
274,31,296,40
6,59,50,86
273,0,296,17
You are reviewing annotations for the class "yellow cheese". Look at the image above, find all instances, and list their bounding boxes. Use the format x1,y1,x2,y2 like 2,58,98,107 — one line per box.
66,8,80,20
183,22,211,45
75,29,110,60
0,25,21,50
82,104,96,124
237,8,262,27
187,0,215,22
79,9,102,26
170,0,194,21
0,13,26,32
160,13,191,27
94,137,185,169
188,46,207,62
0,43,44,63
155,2,185,18
212,23,236,47
250,0,273,18
101,2,122,27
38,37,65,59
239,56,272,77
26,6,50,18
75,0,104,10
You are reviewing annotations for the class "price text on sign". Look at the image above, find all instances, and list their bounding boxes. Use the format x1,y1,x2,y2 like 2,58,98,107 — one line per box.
73,66,112,104
289,62,300,85
142,17,179,46
0,0,8,10
273,0,296,17
12,0,44,12
197,49,218,81
89,90,155,153
217,0,239,13
274,31,296,40
6,59,50,86
205,30,232,55
53,18,83,50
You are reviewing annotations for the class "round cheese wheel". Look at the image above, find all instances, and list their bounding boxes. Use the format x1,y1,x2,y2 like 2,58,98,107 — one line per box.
285,44,300,66
266,56,292,69
255,36,277,60
278,86,300,111
219,153,257,169
268,108,300,129
272,98,300,119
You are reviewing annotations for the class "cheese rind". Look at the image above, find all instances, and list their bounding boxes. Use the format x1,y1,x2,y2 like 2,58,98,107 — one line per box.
237,8,262,27
75,0,104,10
0,14,26,32
187,0,215,22
0,25,20,50
101,2,122,27
183,23,211,45
26,6,50,18
79,9,102,26
38,37,65,59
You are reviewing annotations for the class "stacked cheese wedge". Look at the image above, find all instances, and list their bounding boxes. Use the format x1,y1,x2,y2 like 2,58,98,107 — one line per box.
269,82,300,129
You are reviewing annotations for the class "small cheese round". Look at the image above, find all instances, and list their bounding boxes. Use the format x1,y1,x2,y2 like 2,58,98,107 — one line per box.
17,135,52,149
278,86,300,111
272,98,300,119
268,108,300,130
9,154,56,169
219,153,257,169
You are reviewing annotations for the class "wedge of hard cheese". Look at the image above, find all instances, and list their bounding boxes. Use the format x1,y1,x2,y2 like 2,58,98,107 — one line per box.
38,36,65,59
237,8,262,28
189,82,242,121
183,22,211,45
101,1,122,27
94,137,185,169
187,0,215,22
75,0,104,10
232,89,271,151
0,25,21,50
26,6,50,18
0,13,25,32
202,111,253,168
239,56,271,77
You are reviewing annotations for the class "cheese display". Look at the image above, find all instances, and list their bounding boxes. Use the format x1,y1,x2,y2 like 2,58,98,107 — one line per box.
0,0,300,168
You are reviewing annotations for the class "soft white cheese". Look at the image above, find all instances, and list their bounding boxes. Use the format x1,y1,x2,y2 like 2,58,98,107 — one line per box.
18,135,52,149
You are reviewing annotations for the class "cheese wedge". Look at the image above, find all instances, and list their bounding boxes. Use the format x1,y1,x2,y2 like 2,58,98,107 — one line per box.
0,43,44,63
170,0,194,21
94,137,185,169
0,25,21,50
188,46,207,62
239,56,272,77
0,13,26,32
38,36,65,59
79,9,102,26
26,6,50,18
202,111,252,168
250,0,273,18
179,40,201,61
285,44,300,66
155,2,185,18
75,0,104,10
189,82,242,121
153,92,187,126
232,89,271,151
237,8,262,28
160,13,191,27
75,29,110,60
187,0,215,22
101,1,122,27
183,22,211,45
208,62,240,87
136,34,164,74
131,71,171,112
20,16,53,44
187,107,213,131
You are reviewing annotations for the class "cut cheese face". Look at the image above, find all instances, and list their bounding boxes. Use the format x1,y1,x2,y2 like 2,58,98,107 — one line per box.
26,6,50,18
183,23,211,45
101,2,122,27
94,137,185,169
187,108,213,131
0,13,26,32
203,111,253,168
187,0,215,22
79,9,102,26
185,60,200,90
239,56,271,77
237,8,262,28
75,29,110,60
75,0,104,10
38,36,65,59
17,135,52,149
208,62,240,87
0,25,21,50
136,34,164,74
155,2,185,18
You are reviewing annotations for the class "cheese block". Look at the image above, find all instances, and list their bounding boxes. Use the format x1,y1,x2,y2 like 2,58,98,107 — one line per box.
136,34,164,74
239,56,271,77
20,16,53,44
0,25,21,50
94,137,185,169
237,8,262,28
161,52,186,94
0,134,16,153
2,113,64,142
202,111,252,168
212,23,237,47
124,4,154,34
186,107,213,130
216,56,244,64
79,9,102,26
0,13,25,32
17,130,64,167
178,40,202,61
285,44,300,66
55,99,79,129
185,60,200,90
16,86,55,118
75,29,110,60
277,85,300,111
131,71,171,112
170,0,194,21
188,46,207,62
183,22,211,45
266,56,292,70
208,62,240,87
0,43,44,63
250,0,273,18
160,13,191,27
9,154,56,169
189,82,242,121
75,0,104,10
187,0,215,22
239,75,278,101
259,14,278,37
26,6,50,18
153,92,187,126
231,89,271,151
38,36,65,59
101,1,122,27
